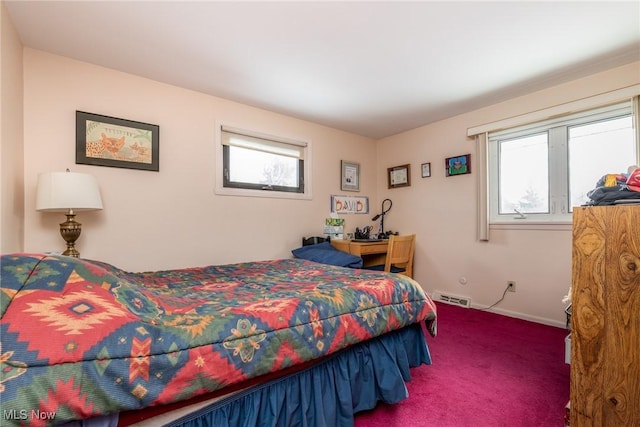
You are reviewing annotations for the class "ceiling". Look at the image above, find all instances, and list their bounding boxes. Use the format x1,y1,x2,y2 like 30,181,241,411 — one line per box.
5,1,640,139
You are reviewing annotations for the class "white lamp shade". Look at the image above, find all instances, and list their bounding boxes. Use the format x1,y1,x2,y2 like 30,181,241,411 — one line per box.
36,171,103,212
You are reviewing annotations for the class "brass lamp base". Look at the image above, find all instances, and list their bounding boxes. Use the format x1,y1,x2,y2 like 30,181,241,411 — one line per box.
60,212,82,258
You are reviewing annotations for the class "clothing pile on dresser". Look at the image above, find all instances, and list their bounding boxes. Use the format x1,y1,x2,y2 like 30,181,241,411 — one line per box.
586,165,640,205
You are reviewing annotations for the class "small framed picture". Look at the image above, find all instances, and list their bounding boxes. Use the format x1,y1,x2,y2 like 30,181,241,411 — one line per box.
388,164,411,189
421,162,431,178
76,111,159,171
341,160,360,191
445,154,471,177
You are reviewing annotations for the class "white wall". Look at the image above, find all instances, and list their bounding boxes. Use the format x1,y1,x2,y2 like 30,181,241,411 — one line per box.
22,49,377,271
0,1,24,253
377,61,640,326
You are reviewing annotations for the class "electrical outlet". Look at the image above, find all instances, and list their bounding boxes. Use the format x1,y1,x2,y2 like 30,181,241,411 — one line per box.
507,281,516,292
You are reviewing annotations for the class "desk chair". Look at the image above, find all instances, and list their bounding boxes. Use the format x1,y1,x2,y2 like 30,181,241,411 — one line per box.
365,234,415,278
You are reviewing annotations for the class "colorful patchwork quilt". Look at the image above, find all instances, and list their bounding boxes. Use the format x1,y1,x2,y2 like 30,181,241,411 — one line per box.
0,253,437,426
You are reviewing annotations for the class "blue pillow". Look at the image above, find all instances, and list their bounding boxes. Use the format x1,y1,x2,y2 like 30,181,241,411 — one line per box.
292,241,363,268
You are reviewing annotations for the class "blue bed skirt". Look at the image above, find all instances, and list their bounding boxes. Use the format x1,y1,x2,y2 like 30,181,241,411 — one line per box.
165,323,431,427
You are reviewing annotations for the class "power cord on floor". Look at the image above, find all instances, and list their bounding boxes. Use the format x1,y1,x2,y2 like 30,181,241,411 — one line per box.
479,284,510,310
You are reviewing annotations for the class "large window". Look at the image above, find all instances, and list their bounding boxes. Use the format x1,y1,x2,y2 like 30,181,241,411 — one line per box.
489,102,637,223
220,126,308,197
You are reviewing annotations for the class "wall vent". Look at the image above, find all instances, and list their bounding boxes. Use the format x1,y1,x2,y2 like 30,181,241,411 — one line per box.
432,291,471,308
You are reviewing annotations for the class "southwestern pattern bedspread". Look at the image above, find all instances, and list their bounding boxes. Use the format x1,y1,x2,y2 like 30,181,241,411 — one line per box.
0,253,437,426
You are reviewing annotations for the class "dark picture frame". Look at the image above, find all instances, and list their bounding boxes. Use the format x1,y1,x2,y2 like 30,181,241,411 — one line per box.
445,154,471,177
76,111,159,171
421,162,431,178
341,160,360,192
388,164,411,189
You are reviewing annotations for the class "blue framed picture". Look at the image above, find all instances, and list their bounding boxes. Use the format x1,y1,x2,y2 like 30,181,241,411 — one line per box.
445,154,471,177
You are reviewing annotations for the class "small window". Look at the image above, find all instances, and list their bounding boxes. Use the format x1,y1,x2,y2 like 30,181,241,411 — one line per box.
489,102,637,223
220,127,307,195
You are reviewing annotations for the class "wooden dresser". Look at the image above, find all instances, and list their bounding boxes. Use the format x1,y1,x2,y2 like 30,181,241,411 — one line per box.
570,205,640,426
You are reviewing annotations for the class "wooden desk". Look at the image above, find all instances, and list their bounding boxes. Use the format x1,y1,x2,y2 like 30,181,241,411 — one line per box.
331,240,389,267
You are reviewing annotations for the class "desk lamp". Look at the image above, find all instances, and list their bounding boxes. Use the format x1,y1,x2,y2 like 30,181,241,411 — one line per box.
36,170,103,258
371,198,392,238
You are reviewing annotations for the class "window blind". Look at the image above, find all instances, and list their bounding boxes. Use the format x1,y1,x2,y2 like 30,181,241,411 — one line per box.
221,126,306,159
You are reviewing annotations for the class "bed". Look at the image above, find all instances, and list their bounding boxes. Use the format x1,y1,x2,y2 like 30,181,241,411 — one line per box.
1,253,437,426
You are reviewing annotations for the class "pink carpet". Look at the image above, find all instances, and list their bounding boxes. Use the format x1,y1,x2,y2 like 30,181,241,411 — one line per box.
355,302,570,427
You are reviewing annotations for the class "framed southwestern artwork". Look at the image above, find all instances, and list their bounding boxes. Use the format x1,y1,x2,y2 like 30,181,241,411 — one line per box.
76,111,159,171
445,154,471,177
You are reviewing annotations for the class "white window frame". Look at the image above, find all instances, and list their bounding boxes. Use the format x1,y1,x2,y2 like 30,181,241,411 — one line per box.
469,87,640,238
487,101,636,226
215,124,312,200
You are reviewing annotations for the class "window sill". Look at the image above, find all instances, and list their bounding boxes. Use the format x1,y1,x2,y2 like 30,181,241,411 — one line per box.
215,186,312,200
490,221,572,231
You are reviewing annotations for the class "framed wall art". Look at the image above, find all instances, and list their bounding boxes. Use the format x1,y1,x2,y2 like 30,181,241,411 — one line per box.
445,154,471,177
388,164,411,189
341,160,360,191
76,111,160,171
421,162,431,178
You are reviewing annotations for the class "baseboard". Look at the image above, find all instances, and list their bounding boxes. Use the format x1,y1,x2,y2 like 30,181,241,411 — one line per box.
469,304,566,328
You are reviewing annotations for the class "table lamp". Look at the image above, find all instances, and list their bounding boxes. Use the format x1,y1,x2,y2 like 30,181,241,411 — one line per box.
36,170,103,258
